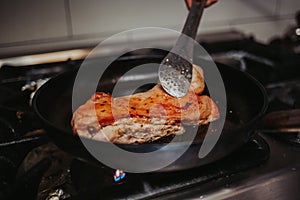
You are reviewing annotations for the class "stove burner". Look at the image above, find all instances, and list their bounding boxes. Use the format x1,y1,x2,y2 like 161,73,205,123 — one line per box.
114,169,126,183
63,135,269,199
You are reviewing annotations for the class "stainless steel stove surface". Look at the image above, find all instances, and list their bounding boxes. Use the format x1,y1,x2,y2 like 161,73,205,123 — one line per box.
0,33,300,200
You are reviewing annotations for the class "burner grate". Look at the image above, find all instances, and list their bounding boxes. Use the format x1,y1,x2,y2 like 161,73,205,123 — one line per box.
20,135,269,200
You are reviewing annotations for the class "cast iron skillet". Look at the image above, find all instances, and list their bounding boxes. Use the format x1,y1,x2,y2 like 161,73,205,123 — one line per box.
33,50,268,172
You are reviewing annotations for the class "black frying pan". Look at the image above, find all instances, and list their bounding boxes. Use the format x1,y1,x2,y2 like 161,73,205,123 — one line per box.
33,50,268,172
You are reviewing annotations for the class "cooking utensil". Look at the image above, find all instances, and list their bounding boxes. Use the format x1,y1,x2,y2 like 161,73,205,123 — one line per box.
33,50,267,172
159,0,206,97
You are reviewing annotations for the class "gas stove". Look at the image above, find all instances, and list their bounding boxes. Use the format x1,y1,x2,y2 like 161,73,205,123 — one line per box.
0,32,299,200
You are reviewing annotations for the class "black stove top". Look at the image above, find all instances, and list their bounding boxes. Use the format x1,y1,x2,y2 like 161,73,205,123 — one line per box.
0,35,300,200
62,135,269,200
8,134,268,200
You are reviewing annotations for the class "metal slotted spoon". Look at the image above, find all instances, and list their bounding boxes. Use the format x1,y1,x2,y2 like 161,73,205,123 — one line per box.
159,0,206,97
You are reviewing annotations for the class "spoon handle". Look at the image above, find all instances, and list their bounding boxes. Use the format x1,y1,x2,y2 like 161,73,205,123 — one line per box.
173,0,206,61
182,0,206,39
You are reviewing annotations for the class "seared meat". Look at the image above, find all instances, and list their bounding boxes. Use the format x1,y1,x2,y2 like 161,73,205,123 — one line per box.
71,65,219,144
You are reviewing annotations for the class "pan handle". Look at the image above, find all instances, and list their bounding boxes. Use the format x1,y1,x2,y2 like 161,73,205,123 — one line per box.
258,109,300,133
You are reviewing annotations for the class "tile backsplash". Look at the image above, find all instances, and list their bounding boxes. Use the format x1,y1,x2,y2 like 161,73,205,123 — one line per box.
0,0,299,58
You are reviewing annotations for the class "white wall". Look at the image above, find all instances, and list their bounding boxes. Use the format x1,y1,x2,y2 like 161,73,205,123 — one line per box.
0,0,299,58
